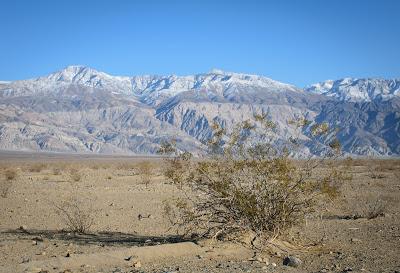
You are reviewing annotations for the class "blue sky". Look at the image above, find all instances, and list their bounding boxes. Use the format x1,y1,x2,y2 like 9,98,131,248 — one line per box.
1,0,399,86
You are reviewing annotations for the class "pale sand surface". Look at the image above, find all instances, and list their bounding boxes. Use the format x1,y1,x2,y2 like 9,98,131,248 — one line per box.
0,153,399,272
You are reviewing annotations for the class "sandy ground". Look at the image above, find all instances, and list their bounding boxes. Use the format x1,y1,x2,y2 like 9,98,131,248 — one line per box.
0,154,399,273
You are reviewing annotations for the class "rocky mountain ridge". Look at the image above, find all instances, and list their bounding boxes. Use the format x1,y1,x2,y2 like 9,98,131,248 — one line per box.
0,66,399,156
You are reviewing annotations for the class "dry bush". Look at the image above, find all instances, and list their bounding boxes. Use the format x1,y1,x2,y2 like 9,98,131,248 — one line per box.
89,163,100,170
158,140,193,189
137,161,153,188
52,168,62,175
53,196,96,233
0,180,12,198
368,165,386,179
1,169,17,198
28,163,47,173
366,159,387,179
365,198,387,219
4,169,18,181
69,168,82,182
160,115,352,243
352,196,387,220
116,162,135,170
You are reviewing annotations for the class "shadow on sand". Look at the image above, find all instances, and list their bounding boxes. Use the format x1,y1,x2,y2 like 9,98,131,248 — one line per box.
1,228,190,247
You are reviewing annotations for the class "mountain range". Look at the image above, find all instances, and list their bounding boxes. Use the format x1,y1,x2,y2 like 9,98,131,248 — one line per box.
0,66,399,156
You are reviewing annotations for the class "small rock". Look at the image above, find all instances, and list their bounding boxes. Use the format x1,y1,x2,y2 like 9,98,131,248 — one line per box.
283,256,302,267
19,225,27,231
350,238,362,243
132,261,141,268
32,240,37,245
65,253,70,258
21,257,30,263
124,256,132,261
342,267,353,272
25,267,42,273
271,262,277,267
32,237,44,242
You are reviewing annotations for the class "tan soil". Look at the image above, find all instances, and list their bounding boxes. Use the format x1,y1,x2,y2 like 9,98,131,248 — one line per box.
0,154,399,273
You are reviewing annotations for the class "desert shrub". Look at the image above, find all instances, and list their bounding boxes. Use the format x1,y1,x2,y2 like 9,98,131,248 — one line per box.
52,168,62,175
53,196,96,233
28,163,47,173
158,140,193,189
136,161,153,188
0,180,12,198
365,198,387,219
4,169,18,181
1,169,17,198
350,196,387,220
161,115,351,243
116,162,134,170
69,168,82,182
366,159,386,179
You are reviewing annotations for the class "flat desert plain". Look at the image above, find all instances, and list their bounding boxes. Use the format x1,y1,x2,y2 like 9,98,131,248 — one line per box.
0,152,399,273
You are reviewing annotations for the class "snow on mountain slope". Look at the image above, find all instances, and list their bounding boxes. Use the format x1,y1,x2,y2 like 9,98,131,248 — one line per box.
130,69,301,105
0,66,301,104
0,65,133,97
45,65,133,94
1,66,399,156
305,78,400,102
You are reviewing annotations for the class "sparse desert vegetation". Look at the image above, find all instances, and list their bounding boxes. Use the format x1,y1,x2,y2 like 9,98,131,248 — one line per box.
1,169,17,198
136,161,153,188
0,153,399,273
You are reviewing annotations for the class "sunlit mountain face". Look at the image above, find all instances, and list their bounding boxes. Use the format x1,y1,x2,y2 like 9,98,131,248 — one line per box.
0,66,399,156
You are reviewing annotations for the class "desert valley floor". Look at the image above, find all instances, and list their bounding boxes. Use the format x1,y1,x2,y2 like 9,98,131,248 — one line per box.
0,152,399,273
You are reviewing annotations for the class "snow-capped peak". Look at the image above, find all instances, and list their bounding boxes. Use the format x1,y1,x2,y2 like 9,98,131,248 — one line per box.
209,68,226,74
39,65,133,94
305,78,400,102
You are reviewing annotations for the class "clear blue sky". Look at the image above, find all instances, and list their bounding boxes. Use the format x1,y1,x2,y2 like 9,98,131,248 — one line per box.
1,0,399,86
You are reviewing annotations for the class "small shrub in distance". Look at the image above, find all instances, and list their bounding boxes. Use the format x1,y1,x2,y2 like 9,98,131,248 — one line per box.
1,169,17,198
352,196,387,220
0,180,12,198
53,196,96,233
4,169,17,181
52,168,62,175
158,141,192,189
367,160,386,179
28,163,47,173
366,198,387,219
69,168,82,182
137,161,153,188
